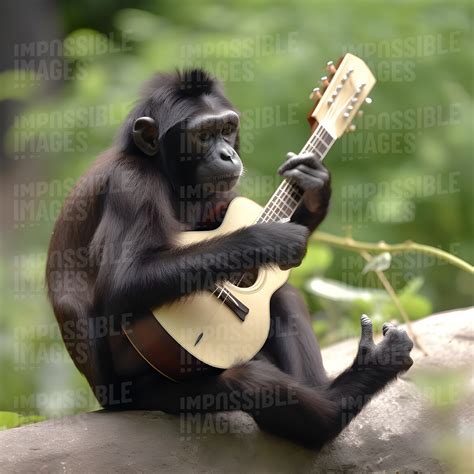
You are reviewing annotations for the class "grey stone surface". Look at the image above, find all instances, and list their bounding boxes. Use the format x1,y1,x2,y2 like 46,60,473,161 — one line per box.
0,308,472,473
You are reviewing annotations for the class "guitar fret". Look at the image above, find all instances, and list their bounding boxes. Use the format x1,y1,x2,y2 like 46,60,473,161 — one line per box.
274,188,295,209
275,197,291,217
260,184,302,223
273,194,293,216
260,190,300,223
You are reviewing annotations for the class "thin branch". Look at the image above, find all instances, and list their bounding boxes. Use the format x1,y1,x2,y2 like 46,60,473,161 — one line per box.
312,232,473,274
359,250,428,356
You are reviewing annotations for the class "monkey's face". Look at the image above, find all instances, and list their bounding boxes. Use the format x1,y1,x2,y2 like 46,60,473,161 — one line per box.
162,110,242,194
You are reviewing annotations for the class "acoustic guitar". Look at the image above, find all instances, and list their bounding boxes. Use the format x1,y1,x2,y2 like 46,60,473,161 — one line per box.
123,53,376,381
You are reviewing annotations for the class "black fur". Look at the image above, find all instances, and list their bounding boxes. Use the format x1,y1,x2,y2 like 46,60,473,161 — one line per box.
46,69,413,449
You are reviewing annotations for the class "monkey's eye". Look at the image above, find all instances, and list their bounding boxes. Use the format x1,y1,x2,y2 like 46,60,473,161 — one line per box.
222,124,234,136
198,131,212,142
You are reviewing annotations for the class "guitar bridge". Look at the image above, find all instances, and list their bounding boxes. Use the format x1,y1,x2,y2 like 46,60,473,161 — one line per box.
212,286,249,322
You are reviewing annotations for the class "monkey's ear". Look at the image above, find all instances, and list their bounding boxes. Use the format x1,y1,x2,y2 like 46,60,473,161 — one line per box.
132,117,159,156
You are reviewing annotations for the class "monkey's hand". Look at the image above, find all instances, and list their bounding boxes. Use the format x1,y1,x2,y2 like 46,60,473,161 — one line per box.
278,151,331,214
247,222,309,270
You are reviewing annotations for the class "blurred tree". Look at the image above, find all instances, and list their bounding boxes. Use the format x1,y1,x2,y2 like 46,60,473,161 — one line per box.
0,0,472,420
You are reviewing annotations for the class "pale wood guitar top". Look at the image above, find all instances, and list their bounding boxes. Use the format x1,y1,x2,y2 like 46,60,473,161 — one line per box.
152,196,290,368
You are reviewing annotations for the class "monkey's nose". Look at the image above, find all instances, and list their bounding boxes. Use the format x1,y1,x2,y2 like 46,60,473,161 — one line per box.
220,151,233,161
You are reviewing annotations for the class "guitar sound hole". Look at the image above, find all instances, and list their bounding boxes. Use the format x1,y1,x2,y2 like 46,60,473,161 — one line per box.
233,269,259,288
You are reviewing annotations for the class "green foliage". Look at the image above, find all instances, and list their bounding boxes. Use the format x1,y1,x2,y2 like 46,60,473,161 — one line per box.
411,368,472,471
288,243,333,288
306,274,432,343
0,0,471,423
0,412,46,431
412,368,470,411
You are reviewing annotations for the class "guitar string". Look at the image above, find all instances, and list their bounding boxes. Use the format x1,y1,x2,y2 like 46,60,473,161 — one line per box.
218,124,331,299
259,179,298,222
214,74,361,307
210,179,300,298
214,121,341,299
211,176,300,297
259,124,328,223
260,125,331,222
213,126,330,303
236,80,359,288
215,85,350,298
254,85,359,273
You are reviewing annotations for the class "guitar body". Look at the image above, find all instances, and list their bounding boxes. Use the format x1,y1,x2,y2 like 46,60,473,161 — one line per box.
123,196,289,380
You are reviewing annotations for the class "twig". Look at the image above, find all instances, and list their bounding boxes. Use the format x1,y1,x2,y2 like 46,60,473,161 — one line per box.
359,250,429,356
312,232,473,274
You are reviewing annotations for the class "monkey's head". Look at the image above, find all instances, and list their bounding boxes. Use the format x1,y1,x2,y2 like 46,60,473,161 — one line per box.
121,69,242,194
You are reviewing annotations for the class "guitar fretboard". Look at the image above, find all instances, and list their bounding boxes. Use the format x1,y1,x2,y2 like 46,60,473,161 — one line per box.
257,125,335,223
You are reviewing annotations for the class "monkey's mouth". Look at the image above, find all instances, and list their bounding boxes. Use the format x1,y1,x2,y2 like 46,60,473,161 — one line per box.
199,174,240,192
210,174,240,182
202,172,241,187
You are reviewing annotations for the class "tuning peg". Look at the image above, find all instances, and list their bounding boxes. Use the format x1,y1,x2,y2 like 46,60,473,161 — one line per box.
357,110,364,117
341,69,354,83
365,97,373,104
343,106,354,118
321,76,329,87
309,87,322,100
348,124,357,132
355,83,366,96
326,61,337,74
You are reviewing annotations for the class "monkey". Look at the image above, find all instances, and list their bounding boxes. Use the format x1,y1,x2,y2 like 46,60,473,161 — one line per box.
46,69,413,448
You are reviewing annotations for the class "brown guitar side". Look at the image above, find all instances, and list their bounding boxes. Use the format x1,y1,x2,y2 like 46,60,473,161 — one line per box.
121,198,289,379
122,311,221,381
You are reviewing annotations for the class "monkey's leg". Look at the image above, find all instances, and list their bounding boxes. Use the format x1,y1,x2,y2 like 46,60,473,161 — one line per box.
262,283,329,386
104,315,412,449
122,315,411,449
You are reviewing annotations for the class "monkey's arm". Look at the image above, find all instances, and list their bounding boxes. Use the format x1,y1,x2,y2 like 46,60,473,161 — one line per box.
94,221,308,315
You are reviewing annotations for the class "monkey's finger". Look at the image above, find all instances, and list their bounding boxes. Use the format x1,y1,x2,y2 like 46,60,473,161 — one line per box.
281,169,325,190
309,157,330,173
360,314,374,343
296,152,323,163
281,166,327,187
279,155,322,174
285,151,297,160
288,164,329,181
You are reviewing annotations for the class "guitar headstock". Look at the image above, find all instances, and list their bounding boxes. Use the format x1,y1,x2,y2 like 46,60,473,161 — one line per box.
307,53,376,138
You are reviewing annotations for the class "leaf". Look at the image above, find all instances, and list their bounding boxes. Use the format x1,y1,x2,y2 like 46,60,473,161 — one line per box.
362,252,392,274
289,243,333,288
306,277,387,302
400,276,425,295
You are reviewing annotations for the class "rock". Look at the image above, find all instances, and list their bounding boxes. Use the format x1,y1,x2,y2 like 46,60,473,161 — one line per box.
1,308,472,473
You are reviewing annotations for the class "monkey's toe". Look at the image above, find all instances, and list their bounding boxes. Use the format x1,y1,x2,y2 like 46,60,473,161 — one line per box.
382,322,395,336
358,314,375,351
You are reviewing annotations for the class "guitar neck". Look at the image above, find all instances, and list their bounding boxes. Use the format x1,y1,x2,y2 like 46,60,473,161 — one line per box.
257,124,335,224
